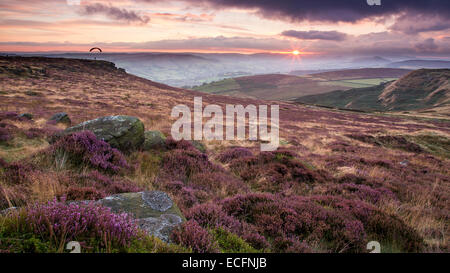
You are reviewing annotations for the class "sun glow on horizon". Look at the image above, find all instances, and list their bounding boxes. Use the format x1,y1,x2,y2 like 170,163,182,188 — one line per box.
292,50,300,55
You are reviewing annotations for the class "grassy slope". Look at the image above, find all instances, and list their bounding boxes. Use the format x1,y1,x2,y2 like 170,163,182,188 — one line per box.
379,69,450,111
296,69,450,114
192,74,390,100
321,78,399,89
307,68,411,80
295,83,388,111
192,68,410,101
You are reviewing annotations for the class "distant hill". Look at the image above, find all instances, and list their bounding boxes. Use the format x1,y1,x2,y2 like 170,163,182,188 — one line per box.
307,68,411,80
379,69,450,110
351,56,391,66
22,52,309,87
289,69,337,76
193,68,408,100
193,74,341,100
387,60,450,69
295,69,450,113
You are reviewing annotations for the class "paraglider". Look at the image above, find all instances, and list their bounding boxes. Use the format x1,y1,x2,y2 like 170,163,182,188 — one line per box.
89,47,102,59
89,47,102,53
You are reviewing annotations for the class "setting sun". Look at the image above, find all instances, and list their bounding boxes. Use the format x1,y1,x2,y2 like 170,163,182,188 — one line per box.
292,50,300,55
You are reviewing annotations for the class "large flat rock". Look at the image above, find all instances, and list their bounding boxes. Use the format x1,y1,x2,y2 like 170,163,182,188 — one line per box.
97,191,185,242
57,115,145,152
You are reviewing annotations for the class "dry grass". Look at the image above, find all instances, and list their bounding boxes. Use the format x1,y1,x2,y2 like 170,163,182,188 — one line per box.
336,166,358,176
380,179,447,252
28,171,63,204
127,151,160,190
0,137,49,163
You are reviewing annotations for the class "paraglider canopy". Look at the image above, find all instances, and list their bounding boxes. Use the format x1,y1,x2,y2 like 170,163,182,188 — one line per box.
89,47,102,53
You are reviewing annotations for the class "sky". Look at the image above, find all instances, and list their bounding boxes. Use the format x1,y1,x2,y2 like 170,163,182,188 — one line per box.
0,0,449,57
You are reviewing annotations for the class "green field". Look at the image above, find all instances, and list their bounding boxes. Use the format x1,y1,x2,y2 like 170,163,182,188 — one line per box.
193,75,400,100
320,78,398,88
194,78,241,93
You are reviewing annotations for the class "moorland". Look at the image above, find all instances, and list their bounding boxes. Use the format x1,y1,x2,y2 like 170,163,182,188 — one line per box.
0,56,448,253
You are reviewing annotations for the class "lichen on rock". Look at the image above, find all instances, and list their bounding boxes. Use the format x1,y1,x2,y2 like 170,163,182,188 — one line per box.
96,191,185,242
56,115,145,152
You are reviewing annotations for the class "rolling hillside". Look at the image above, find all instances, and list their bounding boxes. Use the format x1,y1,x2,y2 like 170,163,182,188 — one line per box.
193,74,350,100
295,69,450,115
387,60,450,69
306,68,411,80
193,68,410,100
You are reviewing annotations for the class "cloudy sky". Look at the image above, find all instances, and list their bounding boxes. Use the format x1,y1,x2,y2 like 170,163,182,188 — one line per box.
0,0,449,57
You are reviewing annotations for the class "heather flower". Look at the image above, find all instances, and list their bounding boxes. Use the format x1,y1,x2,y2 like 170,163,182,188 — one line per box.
325,183,397,204
171,220,219,253
189,172,248,195
216,193,371,252
186,203,242,234
177,186,200,209
165,137,196,151
163,181,184,192
1,162,35,185
228,150,331,192
161,148,216,180
59,170,142,201
217,147,253,163
240,229,269,250
82,170,141,195
24,128,46,139
25,199,139,251
0,127,12,142
308,195,424,252
273,236,312,253
49,131,129,173
0,112,19,121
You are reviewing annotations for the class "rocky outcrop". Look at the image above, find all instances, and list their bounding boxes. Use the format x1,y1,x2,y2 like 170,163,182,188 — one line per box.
49,112,71,125
0,206,17,216
58,115,145,152
18,113,33,120
97,191,184,242
143,131,166,150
